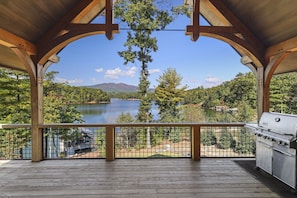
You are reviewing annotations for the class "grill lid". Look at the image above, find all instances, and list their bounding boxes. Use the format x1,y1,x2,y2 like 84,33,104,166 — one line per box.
259,112,297,136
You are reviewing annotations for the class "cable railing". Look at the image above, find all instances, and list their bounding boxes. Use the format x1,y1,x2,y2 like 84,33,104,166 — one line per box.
0,123,255,160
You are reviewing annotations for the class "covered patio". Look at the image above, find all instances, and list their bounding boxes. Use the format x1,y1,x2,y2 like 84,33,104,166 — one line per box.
0,158,295,198
1,0,297,197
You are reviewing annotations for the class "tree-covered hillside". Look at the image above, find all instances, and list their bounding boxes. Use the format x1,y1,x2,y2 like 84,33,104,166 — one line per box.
0,69,110,124
185,72,297,115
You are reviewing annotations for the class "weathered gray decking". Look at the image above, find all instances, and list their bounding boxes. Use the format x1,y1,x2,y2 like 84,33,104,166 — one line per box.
0,158,295,198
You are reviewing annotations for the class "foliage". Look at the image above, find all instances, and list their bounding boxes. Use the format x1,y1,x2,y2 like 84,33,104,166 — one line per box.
155,68,187,123
115,0,173,148
217,128,235,149
180,105,205,122
0,69,109,158
201,129,217,146
0,69,31,159
234,128,255,154
95,128,106,157
270,73,297,113
287,80,297,114
116,112,138,149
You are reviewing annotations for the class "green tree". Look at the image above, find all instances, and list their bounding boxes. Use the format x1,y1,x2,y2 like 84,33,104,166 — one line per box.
201,129,217,146
217,128,235,149
0,69,31,159
270,73,297,113
155,68,187,122
115,0,172,148
116,112,137,149
287,81,297,114
235,128,255,154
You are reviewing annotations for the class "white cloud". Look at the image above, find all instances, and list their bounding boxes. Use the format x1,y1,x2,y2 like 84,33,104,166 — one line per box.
149,68,161,74
204,75,221,87
55,77,83,85
105,66,137,79
95,68,104,73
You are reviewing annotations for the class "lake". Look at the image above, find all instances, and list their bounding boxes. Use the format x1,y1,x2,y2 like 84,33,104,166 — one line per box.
76,98,159,123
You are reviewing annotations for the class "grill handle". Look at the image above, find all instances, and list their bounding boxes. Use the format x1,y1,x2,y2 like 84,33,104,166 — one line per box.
273,148,294,157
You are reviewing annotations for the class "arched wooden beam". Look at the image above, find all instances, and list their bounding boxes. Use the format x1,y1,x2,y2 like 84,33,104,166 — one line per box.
187,0,266,68
264,52,292,86
37,24,119,65
10,48,36,81
262,52,292,112
195,29,265,67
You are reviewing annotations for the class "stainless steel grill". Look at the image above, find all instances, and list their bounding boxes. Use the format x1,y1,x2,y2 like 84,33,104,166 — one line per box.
245,112,297,190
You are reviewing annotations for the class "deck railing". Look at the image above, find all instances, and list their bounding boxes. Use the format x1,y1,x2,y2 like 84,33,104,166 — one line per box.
0,123,255,160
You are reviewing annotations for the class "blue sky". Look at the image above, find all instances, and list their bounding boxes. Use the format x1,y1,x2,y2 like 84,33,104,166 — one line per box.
47,1,250,90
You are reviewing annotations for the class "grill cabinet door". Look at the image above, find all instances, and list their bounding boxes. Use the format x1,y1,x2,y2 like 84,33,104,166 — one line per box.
256,137,273,174
273,146,296,189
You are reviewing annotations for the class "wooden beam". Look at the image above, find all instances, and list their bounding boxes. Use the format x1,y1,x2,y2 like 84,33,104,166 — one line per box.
265,36,297,61
209,0,265,66
186,0,200,41
38,23,119,64
106,126,115,161
38,0,94,44
0,28,36,55
37,0,98,64
192,125,201,161
200,0,231,26
71,0,104,23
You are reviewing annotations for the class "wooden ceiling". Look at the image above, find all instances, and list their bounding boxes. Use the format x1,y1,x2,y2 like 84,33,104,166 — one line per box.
1,0,297,75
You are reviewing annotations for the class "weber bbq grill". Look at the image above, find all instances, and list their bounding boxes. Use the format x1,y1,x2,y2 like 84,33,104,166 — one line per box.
245,112,297,190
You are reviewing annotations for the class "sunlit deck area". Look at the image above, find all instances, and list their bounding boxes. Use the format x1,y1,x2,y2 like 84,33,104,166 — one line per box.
0,158,295,198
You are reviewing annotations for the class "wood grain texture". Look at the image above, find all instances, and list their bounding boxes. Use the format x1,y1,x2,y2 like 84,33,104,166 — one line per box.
0,158,294,198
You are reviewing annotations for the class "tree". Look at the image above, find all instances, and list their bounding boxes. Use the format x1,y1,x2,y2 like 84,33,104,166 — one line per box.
270,73,297,113
43,72,84,157
217,128,235,149
201,129,217,146
0,69,31,159
114,0,172,148
155,68,187,122
235,128,255,154
116,112,137,149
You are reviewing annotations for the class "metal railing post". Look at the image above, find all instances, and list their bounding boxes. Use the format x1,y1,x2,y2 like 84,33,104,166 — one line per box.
192,125,201,161
106,125,115,161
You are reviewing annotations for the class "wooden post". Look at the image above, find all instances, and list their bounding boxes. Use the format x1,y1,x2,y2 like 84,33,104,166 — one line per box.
192,125,201,161
106,125,115,161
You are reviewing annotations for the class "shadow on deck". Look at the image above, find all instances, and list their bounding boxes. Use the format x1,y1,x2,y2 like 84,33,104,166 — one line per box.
0,158,295,198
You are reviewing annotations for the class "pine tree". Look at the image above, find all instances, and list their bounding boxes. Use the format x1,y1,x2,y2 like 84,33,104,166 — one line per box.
115,0,172,148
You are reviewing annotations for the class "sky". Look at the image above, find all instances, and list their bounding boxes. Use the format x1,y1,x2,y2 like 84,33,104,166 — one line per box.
47,0,250,90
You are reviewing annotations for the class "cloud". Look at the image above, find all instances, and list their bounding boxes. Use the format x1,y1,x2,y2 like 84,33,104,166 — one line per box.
95,68,104,73
204,75,221,87
105,66,137,79
149,69,161,74
55,77,83,85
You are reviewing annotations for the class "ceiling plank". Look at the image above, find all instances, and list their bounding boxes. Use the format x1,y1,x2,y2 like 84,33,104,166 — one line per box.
0,28,36,55
37,0,107,65
265,36,297,61
37,0,96,57
200,0,231,26
71,0,103,23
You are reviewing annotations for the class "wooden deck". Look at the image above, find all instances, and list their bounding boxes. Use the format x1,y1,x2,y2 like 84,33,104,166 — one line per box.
0,158,295,198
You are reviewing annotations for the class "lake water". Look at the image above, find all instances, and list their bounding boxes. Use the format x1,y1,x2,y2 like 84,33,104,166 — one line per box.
76,98,159,123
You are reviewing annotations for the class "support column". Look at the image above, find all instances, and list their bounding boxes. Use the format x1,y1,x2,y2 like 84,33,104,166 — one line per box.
192,125,200,161
106,126,115,161
257,67,265,120
30,75,43,162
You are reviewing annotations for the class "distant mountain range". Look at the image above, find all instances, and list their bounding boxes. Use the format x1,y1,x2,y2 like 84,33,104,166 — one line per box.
85,83,138,92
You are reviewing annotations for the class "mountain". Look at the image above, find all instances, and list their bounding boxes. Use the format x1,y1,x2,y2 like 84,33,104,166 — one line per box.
86,83,138,92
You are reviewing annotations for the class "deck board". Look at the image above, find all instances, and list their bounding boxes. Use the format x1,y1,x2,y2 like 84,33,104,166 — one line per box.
0,159,295,198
